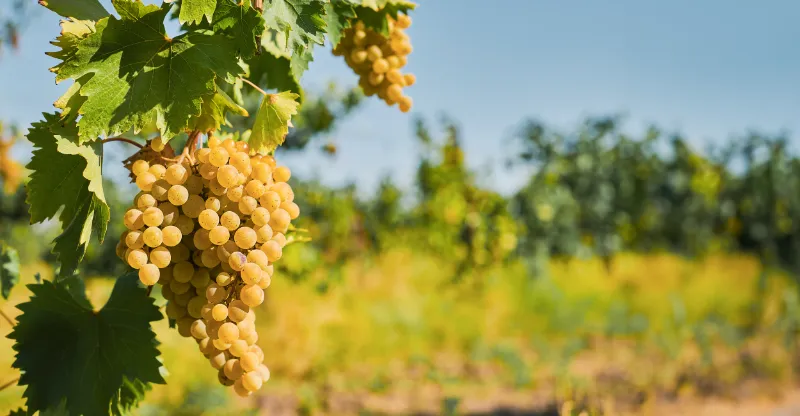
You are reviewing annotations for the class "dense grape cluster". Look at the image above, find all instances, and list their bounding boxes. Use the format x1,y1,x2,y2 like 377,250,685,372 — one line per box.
115,137,300,396
333,14,415,112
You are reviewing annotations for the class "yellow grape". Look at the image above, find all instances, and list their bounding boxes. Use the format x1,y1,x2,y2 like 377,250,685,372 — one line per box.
182,195,205,218
168,185,189,206
234,227,257,249
132,160,150,176
143,207,164,227
239,352,260,372
246,250,269,269
165,164,187,185
139,264,160,285
228,300,250,323
143,227,163,248
272,166,291,182
233,379,251,397
127,249,148,270
240,284,264,307
228,251,247,271
125,231,145,249
199,209,220,230
281,201,300,220
268,209,291,233
216,271,234,286
262,240,282,262
173,261,195,283
252,163,272,184
136,193,157,210
160,203,179,226
238,196,257,215
256,224,274,244
190,319,208,339
259,191,281,212
220,211,241,231
218,322,240,343
206,283,227,303
148,164,166,179
162,226,182,247
209,147,230,167
124,209,145,230
178,177,199,197
174,215,195,235
212,304,228,321
241,263,262,285
149,246,171,268
226,185,244,202
242,371,263,392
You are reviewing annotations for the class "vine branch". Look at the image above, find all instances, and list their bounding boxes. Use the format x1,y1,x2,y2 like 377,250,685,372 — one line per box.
0,376,19,392
176,130,202,165
101,137,144,148
240,78,267,96
0,308,15,327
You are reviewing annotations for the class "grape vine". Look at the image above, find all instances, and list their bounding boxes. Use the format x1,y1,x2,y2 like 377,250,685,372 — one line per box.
0,0,417,414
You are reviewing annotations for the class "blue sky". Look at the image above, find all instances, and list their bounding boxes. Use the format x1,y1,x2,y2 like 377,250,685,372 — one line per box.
1,0,798,195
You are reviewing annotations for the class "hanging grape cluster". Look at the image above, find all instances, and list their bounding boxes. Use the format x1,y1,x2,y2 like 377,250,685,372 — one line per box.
333,14,415,112
115,137,300,397
0,133,22,194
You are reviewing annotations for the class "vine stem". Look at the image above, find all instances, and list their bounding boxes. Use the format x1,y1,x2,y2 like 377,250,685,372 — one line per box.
0,376,19,392
240,78,267,96
0,308,15,327
101,137,144,148
177,130,201,165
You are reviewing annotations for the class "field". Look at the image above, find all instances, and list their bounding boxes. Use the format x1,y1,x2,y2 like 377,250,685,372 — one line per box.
2,249,799,415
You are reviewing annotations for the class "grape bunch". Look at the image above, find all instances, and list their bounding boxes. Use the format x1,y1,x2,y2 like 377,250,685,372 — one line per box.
333,14,415,112
115,137,300,397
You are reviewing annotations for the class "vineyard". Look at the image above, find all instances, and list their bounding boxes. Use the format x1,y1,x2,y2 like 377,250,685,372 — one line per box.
0,1,799,416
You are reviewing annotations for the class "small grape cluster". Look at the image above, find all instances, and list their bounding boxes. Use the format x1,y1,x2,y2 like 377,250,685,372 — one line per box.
333,14,415,112
115,137,299,397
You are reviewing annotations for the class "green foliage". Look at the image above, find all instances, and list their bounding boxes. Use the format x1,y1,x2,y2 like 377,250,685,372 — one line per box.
261,0,327,79
178,0,216,25
26,114,109,278
323,1,356,47
39,0,109,20
210,0,266,58
0,241,20,299
51,0,244,141
9,273,164,416
249,91,301,153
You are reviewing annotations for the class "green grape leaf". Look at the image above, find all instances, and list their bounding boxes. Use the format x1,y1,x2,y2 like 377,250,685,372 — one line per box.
179,0,217,25
324,1,356,47
249,91,300,153
189,89,248,133
262,0,327,79
247,49,303,98
0,242,20,300
39,0,109,20
8,408,26,416
355,0,415,11
53,0,243,141
9,273,165,416
25,114,109,278
212,0,266,58
353,1,414,35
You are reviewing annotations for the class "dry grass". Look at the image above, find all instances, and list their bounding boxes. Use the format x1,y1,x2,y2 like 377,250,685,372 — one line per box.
0,250,797,415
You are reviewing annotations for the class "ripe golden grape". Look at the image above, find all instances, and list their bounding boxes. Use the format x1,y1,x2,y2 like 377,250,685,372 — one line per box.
333,15,415,112
117,136,300,395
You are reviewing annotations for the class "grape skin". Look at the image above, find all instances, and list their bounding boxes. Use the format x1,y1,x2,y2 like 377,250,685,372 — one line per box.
118,142,295,394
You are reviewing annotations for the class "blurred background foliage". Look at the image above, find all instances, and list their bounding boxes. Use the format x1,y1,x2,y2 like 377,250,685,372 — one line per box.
3,91,800,414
